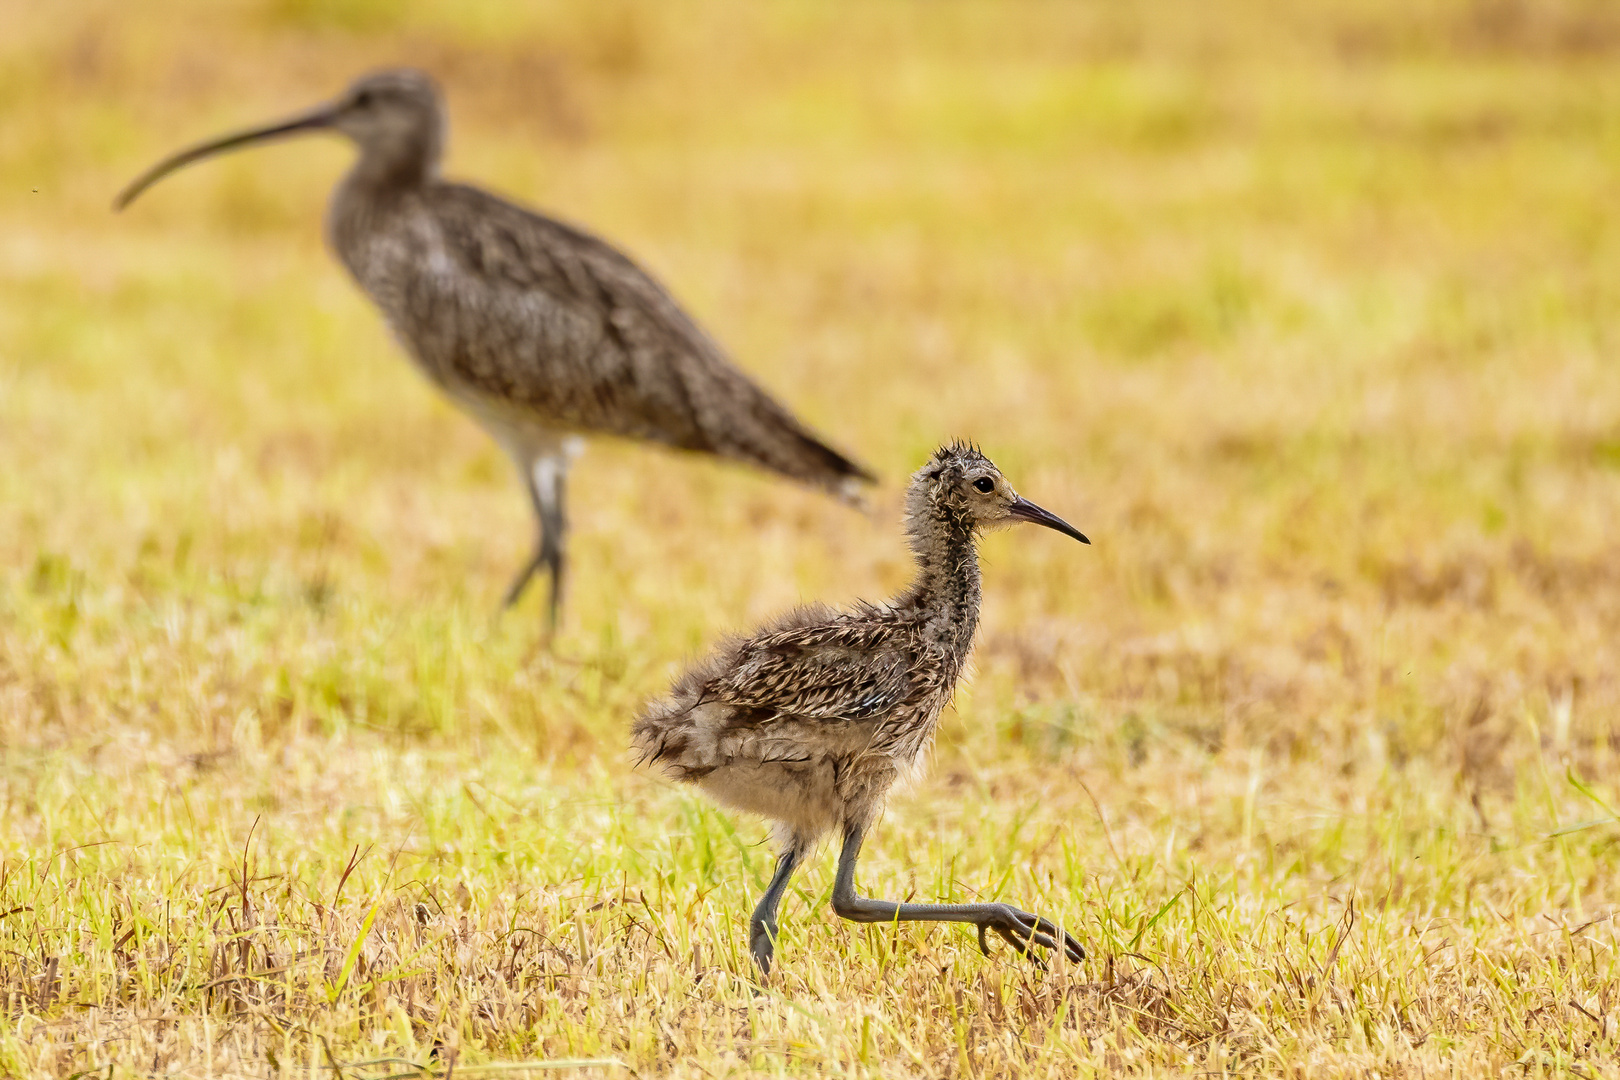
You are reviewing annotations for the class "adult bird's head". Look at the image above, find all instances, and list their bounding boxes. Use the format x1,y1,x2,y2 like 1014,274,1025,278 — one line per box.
114,68,445,211
909,441,1090,545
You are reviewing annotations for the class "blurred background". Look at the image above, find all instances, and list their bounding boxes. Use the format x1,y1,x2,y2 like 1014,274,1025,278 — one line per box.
2,0,1619,1072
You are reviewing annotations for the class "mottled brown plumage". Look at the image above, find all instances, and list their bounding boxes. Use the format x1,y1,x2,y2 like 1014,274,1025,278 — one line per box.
634,442,1090,974
116,68,873,625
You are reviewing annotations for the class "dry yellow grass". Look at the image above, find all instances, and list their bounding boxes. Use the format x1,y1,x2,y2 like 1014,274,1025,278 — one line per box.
2,0,1619,1076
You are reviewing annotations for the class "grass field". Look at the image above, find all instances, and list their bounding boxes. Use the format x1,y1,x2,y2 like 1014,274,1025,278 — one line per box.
4,0,1620,1075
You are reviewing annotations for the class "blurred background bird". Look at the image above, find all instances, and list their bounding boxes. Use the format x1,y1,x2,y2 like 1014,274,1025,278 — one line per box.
116,68,874,628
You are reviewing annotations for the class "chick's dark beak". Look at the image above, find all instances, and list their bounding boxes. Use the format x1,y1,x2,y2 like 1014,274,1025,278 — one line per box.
1008,497,1090,544
114,103,341,211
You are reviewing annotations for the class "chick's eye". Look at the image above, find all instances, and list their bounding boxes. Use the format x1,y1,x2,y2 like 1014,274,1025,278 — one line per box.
354,90,373,108
972,477,995,494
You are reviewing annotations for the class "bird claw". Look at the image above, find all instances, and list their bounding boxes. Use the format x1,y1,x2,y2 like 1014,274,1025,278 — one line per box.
749,920,778,976
976,905,1086,966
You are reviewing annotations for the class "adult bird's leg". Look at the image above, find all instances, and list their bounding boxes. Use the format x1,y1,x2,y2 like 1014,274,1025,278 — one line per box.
830,826,1085,964
503,453,569,628
749,846,805,975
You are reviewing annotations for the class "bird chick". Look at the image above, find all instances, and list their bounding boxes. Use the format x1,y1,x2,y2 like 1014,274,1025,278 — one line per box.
634,442,1089,973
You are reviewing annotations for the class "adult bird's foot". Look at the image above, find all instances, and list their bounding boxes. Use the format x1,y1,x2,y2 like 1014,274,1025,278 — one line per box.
973,904,1085,965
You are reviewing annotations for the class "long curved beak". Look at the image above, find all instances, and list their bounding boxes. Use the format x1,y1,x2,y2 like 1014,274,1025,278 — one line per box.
1008,496,1090,544
113,104,339,211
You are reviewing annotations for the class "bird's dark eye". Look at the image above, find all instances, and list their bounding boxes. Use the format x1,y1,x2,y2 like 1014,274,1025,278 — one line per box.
972,477,995,493
354,90,374,108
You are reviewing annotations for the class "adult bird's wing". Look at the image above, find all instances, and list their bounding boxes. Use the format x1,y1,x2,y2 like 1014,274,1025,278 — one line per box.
708,618,918,723
421,183,874,495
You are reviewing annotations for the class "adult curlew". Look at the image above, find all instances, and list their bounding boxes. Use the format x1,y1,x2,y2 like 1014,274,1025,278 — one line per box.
115,68,874,626
634,442,1089,974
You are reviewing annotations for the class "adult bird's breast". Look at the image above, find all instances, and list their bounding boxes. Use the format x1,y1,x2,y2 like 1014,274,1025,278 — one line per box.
337,204,631,434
